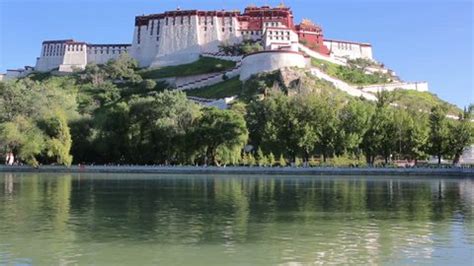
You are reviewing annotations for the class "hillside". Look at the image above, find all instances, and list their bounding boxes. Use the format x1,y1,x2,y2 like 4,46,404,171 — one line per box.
388,89,462,116
181,63,462,117
1,54,471,168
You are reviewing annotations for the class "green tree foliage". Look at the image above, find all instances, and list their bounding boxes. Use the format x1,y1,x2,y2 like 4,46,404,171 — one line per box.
0,117,45,166
268,152,276,167
278,154,287,167
338,99,374,156
128,90,200,164
1,58,470,167
0,79,76,166
448,105,474,165
192,108,248,166
39,110,73,166
104,54,141,82
428,105,450,164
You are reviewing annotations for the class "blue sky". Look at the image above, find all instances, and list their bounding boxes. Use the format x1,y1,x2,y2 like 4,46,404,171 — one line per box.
0,0,472,108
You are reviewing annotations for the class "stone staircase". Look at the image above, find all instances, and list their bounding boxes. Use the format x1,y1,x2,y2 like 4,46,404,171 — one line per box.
200,53,243,62
176,61,242,91
187,96,236,110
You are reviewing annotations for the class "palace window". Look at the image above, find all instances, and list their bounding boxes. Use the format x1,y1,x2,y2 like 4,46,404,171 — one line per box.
229,27,232,32
157,36,160,41
137,28,141,44
180,16,184,25
150,20,154,35
165,18,168,26
157,20,160,35
222,27,225,32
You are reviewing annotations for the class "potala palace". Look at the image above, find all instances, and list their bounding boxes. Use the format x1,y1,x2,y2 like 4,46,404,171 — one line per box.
1,4,428,97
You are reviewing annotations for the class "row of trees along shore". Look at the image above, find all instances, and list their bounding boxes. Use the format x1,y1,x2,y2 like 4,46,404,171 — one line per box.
0,55,472,167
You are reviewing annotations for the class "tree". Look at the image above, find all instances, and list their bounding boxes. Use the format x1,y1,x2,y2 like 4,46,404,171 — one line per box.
95,102,131,163
247,153,256,166
128,90,200,164
278,154,287,167
256,147,266,166
428,105,450,164
0,79,77,166
104,54,141,82
403,112,429,162
81,64,107,86
448,105,474,165
338,99,374,157
0,116,45,166
193,108,248,166
39,110,73,166
268,152,276,167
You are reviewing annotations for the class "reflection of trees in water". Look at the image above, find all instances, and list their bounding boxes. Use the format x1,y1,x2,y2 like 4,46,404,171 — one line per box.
0,174,472,264
0,173,77,264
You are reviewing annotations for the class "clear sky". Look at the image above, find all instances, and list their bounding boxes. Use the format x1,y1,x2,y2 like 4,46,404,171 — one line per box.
0,0,472,108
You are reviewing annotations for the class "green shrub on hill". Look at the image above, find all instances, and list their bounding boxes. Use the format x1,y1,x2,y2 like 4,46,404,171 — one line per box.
387,89,462,116
311,58,393,85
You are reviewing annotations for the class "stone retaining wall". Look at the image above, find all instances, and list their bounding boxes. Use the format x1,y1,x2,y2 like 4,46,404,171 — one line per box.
1,165,472,177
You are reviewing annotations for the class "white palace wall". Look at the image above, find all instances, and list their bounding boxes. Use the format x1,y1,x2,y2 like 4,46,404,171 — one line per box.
361,82,429,93
324,39,373,60
35,41,69,72
87,45,130,65
133,15,241,68
35,41,130,72
240,51,307,81
59,43,87,72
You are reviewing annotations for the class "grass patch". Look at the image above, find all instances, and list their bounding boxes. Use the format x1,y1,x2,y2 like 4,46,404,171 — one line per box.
185,77,242,99
139,57,236,79
311,58,392,86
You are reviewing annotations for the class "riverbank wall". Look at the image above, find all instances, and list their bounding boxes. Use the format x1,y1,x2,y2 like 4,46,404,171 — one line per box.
1,165,473,177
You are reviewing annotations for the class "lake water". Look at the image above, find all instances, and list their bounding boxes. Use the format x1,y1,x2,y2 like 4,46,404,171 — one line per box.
0,173,473,265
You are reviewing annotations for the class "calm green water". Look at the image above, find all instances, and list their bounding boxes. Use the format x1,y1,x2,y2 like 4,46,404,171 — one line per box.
0,173,473,265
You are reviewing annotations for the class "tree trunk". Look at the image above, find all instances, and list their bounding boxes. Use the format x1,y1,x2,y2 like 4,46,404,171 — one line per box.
453,154,461,166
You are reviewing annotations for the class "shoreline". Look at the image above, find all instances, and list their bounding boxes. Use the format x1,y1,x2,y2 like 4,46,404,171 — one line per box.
1,165,473,177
